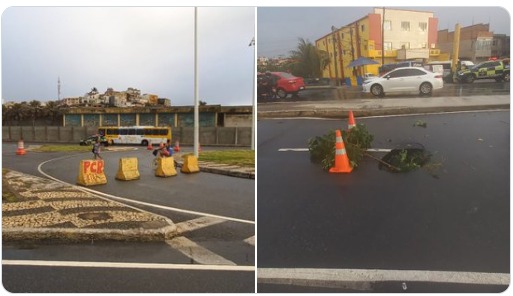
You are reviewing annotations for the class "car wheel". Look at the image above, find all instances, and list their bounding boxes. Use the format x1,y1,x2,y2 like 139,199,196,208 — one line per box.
141,140,149,147
276,88,287,99
465,75,474,83
503,72,510,82
370,84,384,97
419,82,433,96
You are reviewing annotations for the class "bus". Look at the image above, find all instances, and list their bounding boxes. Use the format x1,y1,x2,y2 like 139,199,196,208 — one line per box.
98,126,171,146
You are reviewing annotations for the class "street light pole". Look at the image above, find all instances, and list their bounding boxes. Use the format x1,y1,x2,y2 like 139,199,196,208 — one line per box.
194,7,199,157
249,37,255,151
331,26,340,87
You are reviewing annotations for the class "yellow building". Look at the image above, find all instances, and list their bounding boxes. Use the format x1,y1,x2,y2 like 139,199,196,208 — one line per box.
316,8,441,85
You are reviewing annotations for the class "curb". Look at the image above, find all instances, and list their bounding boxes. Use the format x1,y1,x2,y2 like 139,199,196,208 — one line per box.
2,225,177,242
200,165,255,179
257,104,510,119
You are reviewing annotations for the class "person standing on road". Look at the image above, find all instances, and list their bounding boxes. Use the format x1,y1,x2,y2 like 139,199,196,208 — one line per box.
93,138,103,160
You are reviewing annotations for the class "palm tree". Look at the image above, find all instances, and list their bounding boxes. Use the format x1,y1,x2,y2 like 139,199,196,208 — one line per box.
288,38,328,78
9,103,30,125
28,100,42,126
44,101,62,125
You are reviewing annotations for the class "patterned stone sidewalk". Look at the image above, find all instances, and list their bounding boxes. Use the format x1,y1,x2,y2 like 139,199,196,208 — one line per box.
2,170,176,242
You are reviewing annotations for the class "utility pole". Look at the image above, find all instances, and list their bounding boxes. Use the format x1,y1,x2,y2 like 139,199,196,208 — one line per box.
355,21,362,77
451,23,461,82
381,7,385,66
57,77,61,101
331,26,340,86
350,26,356,78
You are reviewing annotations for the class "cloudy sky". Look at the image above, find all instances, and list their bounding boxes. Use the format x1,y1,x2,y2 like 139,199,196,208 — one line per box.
2,6,255,106
258,6,511,58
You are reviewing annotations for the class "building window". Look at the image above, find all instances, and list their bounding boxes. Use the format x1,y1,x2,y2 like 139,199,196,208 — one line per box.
384,20,392,31
384,42,392,50
401,21,410,31
420,43,427,49
419,22,427,32
361,25,365,32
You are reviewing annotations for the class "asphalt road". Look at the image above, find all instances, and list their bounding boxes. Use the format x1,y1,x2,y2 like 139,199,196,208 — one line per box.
257,111,509,291
2,144,255,293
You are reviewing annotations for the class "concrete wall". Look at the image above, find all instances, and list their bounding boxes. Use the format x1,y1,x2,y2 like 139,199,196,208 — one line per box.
2,125,251,147
224,114,252,127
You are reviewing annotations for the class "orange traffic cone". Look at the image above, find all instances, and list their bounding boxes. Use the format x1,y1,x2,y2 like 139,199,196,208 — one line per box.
348,111,356,130
329,130,353,173
174,140,180,152
146,141,153,150
16,138,26,155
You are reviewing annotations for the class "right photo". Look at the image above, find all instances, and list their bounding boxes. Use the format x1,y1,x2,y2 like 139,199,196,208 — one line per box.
256,7,510,293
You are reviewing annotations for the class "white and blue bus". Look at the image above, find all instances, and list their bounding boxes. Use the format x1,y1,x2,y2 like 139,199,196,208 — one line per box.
98,126,171,146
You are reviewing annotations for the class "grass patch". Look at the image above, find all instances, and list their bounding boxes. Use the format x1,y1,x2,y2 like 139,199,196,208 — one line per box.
32,145,92,153
196,150,254,167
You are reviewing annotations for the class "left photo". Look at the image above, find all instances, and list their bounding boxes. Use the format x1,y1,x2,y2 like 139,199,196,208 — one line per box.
1,6,255,293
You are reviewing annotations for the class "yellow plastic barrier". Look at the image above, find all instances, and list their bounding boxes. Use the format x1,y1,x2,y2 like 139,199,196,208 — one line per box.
115,157,140,181
155,157,177,177
181,155,200,174
77,160,107,186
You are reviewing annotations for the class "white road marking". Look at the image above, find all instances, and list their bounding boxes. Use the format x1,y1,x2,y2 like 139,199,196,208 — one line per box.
166,237,236,266
2,260,253,271
278,148,392,153
243,236,255,246
37,159,254,225
366,148,392,152
175,217,226,234
278,148,309,152
258,268,509,290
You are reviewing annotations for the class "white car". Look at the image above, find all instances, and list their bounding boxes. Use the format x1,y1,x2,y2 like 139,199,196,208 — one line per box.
362,67,443,97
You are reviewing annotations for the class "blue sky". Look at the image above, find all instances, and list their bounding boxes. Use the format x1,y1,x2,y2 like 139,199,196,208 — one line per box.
1,6,255,106
258,6,511,58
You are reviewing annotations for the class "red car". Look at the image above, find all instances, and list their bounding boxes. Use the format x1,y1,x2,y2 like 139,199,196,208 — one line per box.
271,72,305,98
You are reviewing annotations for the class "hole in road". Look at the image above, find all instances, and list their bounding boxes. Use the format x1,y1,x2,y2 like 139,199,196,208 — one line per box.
379,144,431,173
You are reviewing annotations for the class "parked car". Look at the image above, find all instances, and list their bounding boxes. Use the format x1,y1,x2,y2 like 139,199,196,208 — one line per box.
455,59,510,83
79,134,109,146
362,67,443,97
362,73,378,82
270,72,305,99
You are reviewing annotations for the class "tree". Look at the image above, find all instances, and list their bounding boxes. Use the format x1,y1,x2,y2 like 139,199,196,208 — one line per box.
43,101,62,125
28,100,42,126
288,38,328,78
8,102,30,125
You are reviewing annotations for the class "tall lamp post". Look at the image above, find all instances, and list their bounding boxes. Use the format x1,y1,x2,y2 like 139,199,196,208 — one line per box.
194,7,199,157
331,26,340,87
249,37,255,151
